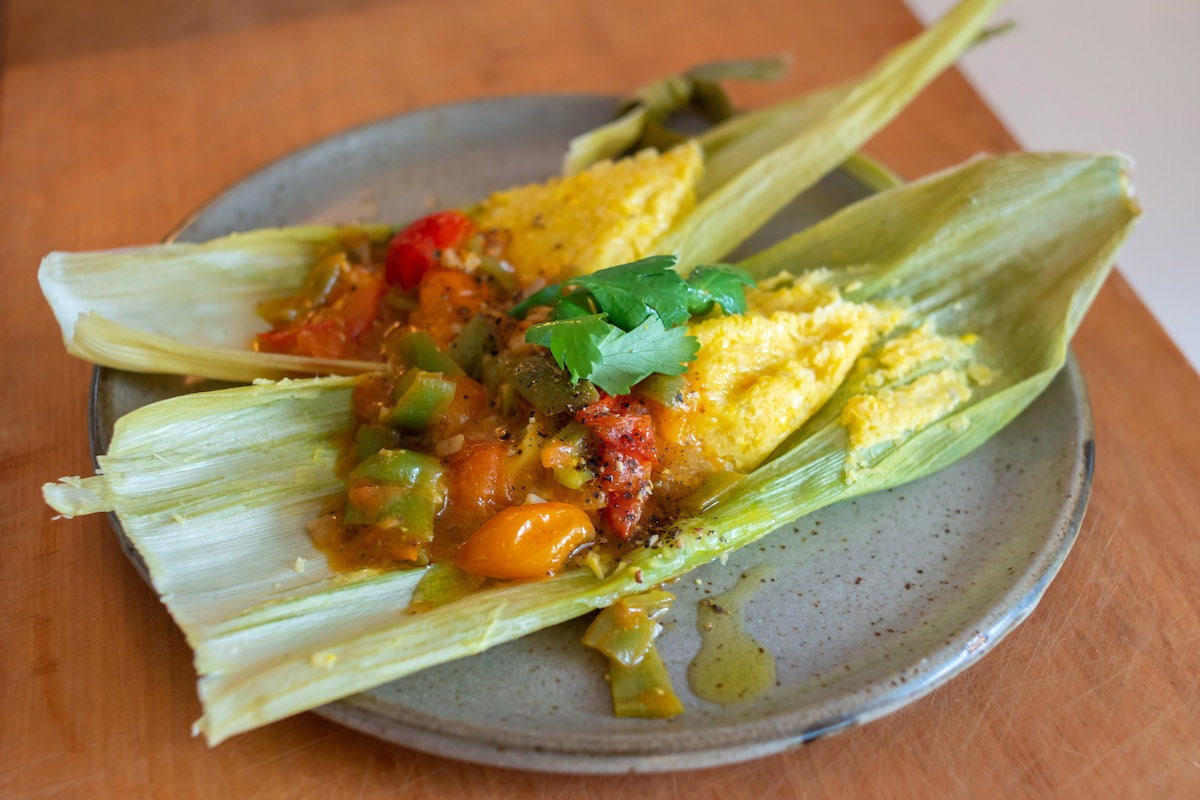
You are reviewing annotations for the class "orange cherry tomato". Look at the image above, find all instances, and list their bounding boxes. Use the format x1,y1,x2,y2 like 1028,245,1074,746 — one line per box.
454,502,596,580
407,266,494,347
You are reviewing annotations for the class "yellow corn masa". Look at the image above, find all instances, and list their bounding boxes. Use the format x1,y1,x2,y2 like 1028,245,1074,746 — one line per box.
682,283,898,472
853,322,972,390
475,143,702,282
841,369,972,451
744,270,843,315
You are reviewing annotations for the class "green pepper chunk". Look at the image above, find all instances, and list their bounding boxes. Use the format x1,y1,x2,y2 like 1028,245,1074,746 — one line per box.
474,254,516,292
386,369,456,432
354,424,405,461
636,373,688,407
544,422,595,490
583,591,683,718
387,331,465,377
506,354,600,416
582,590,674,667
608,647,685,718
350,448,444,491
448,315,493,379
256,251,347,325
345,449,445,541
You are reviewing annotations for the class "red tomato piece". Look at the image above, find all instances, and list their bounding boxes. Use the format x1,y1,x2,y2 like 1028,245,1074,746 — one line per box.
597,450,654,538
575,395,657,539
256,320,343,358
385,210,475,289
323,266,386,340
255,267,385,360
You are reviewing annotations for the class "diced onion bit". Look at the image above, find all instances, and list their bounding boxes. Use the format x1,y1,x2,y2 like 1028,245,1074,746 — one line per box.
435,434,465,457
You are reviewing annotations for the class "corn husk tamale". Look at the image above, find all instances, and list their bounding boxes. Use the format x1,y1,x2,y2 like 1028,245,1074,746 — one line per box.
45,152,1138,743
38,0,1000,382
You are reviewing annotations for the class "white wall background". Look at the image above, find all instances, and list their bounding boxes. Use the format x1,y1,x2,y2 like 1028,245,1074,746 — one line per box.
909,0,1200,371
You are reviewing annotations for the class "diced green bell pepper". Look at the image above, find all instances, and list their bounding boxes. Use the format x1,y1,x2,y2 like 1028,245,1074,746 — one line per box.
507,354,600,416
636,373,688,407
256,252,347,325
387,330,465,377
354,424,405,461
345,449,445,541
448,315,493,379
344,489,437,541
350,448,444,494
584,591,684,718
386,369,456,432
582,590,675,667
608,647,685,718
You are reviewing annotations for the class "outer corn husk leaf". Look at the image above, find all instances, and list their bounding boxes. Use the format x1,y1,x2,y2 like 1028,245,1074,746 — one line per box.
655,0,1003,269
690,20,1010,196
562,56,790,175
38,226,389,382
44,152,1136,744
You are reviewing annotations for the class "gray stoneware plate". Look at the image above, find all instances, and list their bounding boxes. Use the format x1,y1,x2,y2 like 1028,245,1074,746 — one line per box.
91,95,1093,774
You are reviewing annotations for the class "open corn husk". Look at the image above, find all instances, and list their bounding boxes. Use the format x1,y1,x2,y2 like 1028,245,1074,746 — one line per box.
38,0,999,382
45,152,1138,743
38,225,391,382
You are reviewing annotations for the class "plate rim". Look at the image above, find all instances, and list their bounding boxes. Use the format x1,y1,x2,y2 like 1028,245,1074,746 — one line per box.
87,92,1096,774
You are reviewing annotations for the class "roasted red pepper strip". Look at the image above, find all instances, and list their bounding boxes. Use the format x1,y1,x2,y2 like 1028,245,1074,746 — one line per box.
385,210,475,289
576,396,656,539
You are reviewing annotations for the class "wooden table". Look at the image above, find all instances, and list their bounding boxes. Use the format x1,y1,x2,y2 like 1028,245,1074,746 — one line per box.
4,0,1198,796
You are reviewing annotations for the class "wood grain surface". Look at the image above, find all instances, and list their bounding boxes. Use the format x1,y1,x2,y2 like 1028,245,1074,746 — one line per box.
3,0,1198,797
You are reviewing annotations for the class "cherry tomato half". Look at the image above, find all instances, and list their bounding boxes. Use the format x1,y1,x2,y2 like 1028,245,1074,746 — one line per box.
385,210,475,289
454,503,596,580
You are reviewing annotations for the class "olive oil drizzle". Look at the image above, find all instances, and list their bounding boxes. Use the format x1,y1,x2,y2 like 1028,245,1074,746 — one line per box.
686,562,778,706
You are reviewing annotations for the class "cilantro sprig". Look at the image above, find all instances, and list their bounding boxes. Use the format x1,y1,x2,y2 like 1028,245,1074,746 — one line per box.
511,255,754,395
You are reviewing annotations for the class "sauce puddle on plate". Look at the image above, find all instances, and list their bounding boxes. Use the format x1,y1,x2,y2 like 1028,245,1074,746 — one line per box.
687,562,778,706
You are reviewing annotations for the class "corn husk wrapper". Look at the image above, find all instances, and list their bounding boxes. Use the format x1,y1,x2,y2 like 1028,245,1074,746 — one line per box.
39,0,996,383
38,226,392,382
44,152,1138,744
561,55,792,175
655,0,1003,269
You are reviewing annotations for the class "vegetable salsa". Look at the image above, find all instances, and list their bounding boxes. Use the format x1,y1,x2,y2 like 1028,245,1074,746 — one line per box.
258,200,761,578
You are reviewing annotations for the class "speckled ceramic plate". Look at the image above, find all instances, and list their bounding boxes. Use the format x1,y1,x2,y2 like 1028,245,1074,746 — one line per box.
91,95,1093,774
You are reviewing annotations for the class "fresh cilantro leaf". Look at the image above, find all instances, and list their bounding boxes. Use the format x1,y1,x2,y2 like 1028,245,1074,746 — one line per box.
516,255,752,395
684,264,755,316
525,314,610,381
572,255,689,329
587,316,701,395
553,288,599,320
